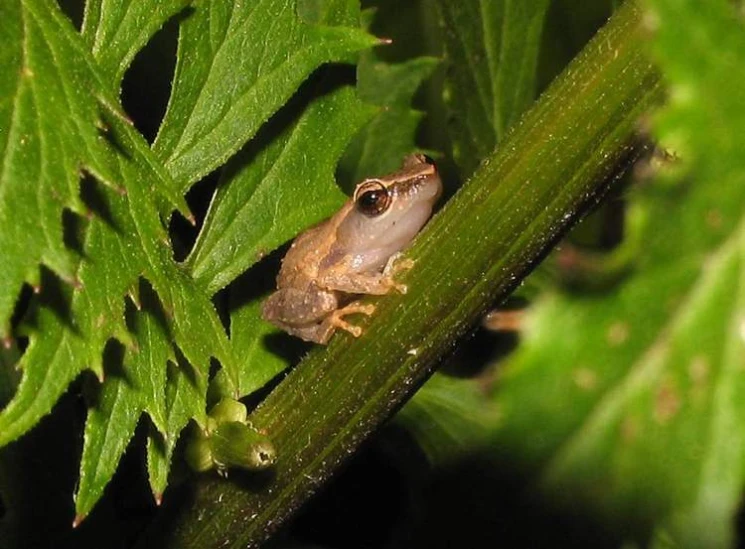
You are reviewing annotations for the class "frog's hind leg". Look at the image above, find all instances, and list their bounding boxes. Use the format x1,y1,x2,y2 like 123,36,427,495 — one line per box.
261,288,337,325
318,301,376,343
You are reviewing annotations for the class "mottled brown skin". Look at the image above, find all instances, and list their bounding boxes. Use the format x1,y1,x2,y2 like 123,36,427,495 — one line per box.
261,154,442,344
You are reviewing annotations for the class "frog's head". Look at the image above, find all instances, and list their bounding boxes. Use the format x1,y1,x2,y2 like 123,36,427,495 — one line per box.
337,154,442,272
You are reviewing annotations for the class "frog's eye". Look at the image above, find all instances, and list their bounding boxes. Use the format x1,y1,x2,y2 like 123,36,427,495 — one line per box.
354,181,391,217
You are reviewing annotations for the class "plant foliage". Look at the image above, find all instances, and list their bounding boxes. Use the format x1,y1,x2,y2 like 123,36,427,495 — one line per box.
2,0,744,548
485,0,745,546
0,0,375,521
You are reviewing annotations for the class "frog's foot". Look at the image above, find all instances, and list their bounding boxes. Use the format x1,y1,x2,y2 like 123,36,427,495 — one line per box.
382,253,415,294
328,302,376,338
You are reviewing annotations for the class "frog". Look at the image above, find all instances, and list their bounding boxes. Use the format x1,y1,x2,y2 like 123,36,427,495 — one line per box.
261,154,442,344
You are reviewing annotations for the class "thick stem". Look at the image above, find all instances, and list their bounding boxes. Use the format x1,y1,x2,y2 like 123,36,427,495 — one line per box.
142,2,662,547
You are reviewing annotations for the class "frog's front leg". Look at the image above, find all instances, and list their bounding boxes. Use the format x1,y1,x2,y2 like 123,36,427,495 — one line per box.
319,253,415,295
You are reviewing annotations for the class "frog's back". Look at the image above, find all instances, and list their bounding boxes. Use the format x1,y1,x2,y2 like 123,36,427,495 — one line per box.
276,223,331,289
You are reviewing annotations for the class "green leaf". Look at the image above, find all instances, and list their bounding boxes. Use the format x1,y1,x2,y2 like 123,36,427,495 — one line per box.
339,53,439,186
218,275,293,400
0,147,230,452
436,0,551,175
490,1,745,545
76,286,172,519
296,0,358,26
0,0,231,466
185,84,375,294
0,1,85,338
151,0,378,191
2,0,380,518
80,0,189,87
147,350,204,502
0,0,187,339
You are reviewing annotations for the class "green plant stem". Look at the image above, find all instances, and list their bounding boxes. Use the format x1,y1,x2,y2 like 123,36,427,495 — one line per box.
142,2,661,547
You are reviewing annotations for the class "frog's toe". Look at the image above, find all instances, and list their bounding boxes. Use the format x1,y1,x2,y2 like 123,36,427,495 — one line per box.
329,317,362,338
395,258,416,272
393,281,408,294
383,253,415,276
357,303,376,315
327,302,377,338
337,301,376,317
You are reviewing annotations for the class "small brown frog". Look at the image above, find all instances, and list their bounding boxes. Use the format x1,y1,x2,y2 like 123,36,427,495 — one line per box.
261,154,442,344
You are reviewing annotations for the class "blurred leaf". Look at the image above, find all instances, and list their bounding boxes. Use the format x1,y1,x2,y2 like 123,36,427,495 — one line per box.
537,0,615,92
436,0,551,176
396,373,501,466
339,53,439,186
491,1,745,545
151,0,378,190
